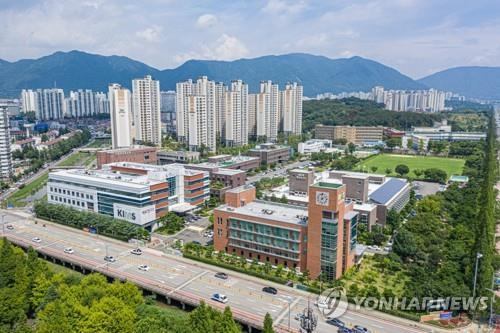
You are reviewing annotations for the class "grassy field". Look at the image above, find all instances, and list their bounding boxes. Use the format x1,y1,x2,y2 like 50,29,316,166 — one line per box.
357,154,465,179
6,152,96,207
86,138,111,148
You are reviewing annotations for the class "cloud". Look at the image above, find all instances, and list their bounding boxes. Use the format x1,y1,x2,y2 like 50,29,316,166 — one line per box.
196,14,218,28
136,25,163,42
175,34,249,63
262,0,307,15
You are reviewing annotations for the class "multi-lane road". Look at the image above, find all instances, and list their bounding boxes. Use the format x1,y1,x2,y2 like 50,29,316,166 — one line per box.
1,210,448,333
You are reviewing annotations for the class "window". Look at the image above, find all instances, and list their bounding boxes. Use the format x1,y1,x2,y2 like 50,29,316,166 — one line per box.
322,210,333,220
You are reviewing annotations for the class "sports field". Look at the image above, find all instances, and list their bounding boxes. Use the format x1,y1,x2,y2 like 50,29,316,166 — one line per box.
357,154,465,179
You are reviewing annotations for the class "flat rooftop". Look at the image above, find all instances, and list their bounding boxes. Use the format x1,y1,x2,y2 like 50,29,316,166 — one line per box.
49,169,161,190
100,145,155,153
217,199,308,226
214,168,245,176
105,161,205,176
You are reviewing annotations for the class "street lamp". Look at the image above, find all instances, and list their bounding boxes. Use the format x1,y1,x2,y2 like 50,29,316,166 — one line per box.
473,252,483,300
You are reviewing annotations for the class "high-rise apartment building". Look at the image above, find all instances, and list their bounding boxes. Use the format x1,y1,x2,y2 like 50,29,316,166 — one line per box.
280,82,303,135
261,81,280,141
132,75,161,146
65,89,96,117
21,89,37,113
223,80,248,147
0,106,12,179
176,77,219,152
371,86,445,112
109,84,133,149
34,88,65,120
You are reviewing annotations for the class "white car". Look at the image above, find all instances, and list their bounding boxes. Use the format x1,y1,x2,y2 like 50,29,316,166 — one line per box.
138,264,150,271
32,237,42,243
212,293,228,303
64,247,74,254
130,248,142,255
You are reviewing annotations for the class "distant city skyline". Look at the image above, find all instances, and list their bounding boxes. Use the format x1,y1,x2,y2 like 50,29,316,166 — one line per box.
0,1,498,78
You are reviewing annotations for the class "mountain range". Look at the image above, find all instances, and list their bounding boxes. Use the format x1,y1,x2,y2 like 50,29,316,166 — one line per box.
0,50,498,100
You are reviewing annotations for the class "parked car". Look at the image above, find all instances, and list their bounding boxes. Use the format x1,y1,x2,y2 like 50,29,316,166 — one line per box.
211,293,228,303
104,255,116,262
138,264,150,271
215,272,228,280
130,248,142,255
326,318,345,328
339,328,354,333
262,286,278,295
64,247,74,254
6,224,13,230
32,237,42,243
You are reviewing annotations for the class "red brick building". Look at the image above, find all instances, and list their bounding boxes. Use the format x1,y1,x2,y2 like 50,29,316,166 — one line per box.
97,146,157,169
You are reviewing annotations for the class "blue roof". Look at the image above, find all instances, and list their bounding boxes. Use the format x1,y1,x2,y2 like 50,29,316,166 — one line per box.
369,178,407,205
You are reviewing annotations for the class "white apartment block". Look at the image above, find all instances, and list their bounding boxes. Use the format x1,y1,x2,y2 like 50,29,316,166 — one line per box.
280,82,303,135
176,76,219,153
223,80,248,147
21,89,37,113
0,106,12,179
109,84,133,149
25,88,65,120
371,86,446,112
133,75,161,146
260,80,280,141
65,89,109,117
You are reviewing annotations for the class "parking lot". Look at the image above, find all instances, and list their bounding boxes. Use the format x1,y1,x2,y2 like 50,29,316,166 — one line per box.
155,214,213,247
412,181,444,198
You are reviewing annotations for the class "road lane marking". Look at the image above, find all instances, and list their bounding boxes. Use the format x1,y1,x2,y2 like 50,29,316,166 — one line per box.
168,270,207,295
274,296,302,326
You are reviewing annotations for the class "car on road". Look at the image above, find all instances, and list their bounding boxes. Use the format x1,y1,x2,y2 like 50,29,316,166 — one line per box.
32,237,42,243
130,248,142,255
339,328,354,333
353,325,370,333
326,318,345,327
104,255,116,262
214,272,228,280
211,293,228,303
64,247,74,254
6,224,14,230
138,264,150,271
262,286,278,294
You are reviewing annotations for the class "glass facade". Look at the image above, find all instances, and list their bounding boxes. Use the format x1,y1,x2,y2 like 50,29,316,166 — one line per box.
228,218,301,260
349,214,358,251
320,211,338,280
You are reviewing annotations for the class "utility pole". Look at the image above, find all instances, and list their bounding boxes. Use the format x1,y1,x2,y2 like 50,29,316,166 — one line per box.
473,252,483,299
300,298,317,333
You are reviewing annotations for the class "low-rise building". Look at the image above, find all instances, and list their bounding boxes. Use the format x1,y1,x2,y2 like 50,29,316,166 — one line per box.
214,181,358,280
268,169,410,229
297,139,332,154
47,162,210,229
96,146,157,169
11,138,37,151
187,155,260,172
247,143,290,165
315,125,384,145
157,150,200,164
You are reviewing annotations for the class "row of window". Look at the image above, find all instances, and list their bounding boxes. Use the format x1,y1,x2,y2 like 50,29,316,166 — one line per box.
50,186,94,200
50,195,90,209
228,240,300,260
229,219,300,241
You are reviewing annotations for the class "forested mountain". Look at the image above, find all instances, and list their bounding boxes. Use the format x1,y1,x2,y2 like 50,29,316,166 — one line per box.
0,51,426,97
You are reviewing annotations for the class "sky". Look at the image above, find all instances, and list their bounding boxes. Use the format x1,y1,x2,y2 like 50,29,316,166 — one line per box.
0,0,499,78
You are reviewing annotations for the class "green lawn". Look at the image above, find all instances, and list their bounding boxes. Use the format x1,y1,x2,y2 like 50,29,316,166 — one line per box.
357,154,465,179
86,138,111,148
57,152,95,167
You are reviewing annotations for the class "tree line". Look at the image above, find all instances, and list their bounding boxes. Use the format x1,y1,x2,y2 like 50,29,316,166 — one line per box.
0,238,275,333
33,201,150,242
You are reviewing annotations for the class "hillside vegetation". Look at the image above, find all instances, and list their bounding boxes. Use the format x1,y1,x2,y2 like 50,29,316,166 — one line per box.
302,98,442,132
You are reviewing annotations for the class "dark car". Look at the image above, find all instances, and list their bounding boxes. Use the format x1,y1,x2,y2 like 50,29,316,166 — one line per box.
353,325,370,333
339,328,354,333
214,272,228,279
262,286,278,295
326,318,345,328
285,280,294,287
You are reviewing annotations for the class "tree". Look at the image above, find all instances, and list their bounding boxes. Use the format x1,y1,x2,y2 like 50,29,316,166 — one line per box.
41,134,49,142
347,142,356,155
423,168,447,183
370,166,378,173
217,307,240,333
413,169,423,178
395,164,409,177
385,138,401,149
263,313,274,333
393,229,418,262
385,168,392,175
